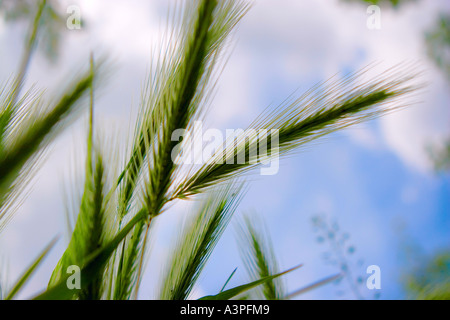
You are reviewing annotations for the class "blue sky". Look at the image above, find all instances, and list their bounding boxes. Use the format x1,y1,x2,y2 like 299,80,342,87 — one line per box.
0,0,448,300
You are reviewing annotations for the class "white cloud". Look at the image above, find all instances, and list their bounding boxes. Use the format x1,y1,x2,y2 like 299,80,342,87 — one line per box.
357,1,449,172
239,0,450,173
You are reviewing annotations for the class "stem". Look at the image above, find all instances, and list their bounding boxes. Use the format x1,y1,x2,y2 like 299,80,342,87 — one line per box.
133,217,153,299
9,0,46,109
329,226,364,300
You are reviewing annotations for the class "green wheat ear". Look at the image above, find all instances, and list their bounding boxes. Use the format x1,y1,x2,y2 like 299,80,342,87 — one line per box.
0,0,100,233
172,64,421,200
237,214,285,300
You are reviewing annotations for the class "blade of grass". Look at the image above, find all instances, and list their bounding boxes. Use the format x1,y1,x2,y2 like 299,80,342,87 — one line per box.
220,267,238,293
198,264,303,301
5,236,58,300
284,273,343,300
112,218,146,300
4,0,46,115
34,208,146,300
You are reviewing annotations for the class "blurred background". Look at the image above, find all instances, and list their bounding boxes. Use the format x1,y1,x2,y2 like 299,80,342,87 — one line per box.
0,0,448,299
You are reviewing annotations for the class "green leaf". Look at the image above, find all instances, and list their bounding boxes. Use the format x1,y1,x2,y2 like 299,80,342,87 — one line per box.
5,237,58,300
33,209,146,300
198,264,302,300
220,267,237,293
285,273,343,299
112,219,146,300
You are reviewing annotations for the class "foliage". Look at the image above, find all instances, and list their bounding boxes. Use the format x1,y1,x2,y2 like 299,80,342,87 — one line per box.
0,0,421,300
0,0,67,62
404,251,450,300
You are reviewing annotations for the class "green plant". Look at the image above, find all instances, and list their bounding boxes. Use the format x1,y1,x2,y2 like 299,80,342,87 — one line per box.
311,214,379,299
404,251,450,300
0,0,66,61
0,0,420,300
